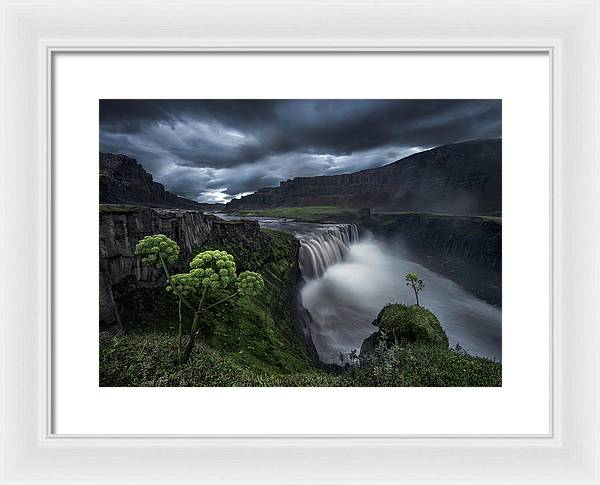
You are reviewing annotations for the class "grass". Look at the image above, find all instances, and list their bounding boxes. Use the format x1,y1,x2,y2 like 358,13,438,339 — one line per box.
373,211,502,225
229,206,362,222
100,332,502,387
100,211,503,387
99,203,142,214
230,206,502,225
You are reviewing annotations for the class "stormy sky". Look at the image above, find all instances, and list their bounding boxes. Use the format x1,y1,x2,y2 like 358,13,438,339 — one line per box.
100,99,501,204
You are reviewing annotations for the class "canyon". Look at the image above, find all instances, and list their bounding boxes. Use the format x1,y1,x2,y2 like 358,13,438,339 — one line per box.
227,139,501,215
99,138,502,367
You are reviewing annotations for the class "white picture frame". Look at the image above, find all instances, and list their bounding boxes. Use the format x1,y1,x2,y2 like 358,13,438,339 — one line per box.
1,0,598,483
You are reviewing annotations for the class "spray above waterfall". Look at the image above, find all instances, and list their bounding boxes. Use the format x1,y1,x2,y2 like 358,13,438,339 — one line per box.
289,222,501,365
211,213,501,365
297,224,360,280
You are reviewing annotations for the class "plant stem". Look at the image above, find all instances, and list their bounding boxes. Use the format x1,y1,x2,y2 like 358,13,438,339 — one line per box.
158,254,196,313
179,286,208,365
177,297,183,361
202,290,240,312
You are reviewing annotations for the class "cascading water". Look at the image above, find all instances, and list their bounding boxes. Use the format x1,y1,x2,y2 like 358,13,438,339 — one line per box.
297,224,359,280
212,212,501,366
299,233,502,364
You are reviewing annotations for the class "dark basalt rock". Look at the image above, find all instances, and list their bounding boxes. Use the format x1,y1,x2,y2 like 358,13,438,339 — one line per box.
364,212,502,305
100,152,222,210
99,206,261,333
227,139,501,215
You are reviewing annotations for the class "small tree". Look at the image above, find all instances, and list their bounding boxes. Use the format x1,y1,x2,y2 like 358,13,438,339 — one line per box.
405,272,425,306
135,235,264,364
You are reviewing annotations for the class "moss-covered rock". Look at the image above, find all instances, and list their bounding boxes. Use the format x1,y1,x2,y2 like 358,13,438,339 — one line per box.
374,303,449,347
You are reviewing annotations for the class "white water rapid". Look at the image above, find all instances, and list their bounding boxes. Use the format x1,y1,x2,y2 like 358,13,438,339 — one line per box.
297,224,360,279
297,230,502,365
211,213,501,365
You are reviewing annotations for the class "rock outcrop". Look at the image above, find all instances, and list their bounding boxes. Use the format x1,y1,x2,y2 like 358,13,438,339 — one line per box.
360,304,449,359
227,139,501,215
99,205,259,333
364,213,502,305
366,213,501,271
100,152,220,210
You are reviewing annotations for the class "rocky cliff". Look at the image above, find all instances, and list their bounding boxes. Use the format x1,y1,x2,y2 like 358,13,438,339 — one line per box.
100,152,217,210
365,213,502,305
99,205,260,332
227,139,501,215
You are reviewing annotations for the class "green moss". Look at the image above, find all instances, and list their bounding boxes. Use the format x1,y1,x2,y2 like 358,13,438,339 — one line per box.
376,304,449,347
99,203,142,214
102,229,502,387
186,228,312,373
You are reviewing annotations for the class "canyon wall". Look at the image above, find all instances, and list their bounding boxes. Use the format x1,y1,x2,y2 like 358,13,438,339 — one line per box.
99,206,260,332
228,139,501,215
100,152,220,210
364,213,502,305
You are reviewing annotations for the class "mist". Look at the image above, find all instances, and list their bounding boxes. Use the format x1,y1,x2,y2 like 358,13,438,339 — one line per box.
300,235,502,364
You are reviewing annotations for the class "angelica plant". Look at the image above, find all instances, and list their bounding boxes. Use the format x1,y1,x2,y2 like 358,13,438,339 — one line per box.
135,235,264,364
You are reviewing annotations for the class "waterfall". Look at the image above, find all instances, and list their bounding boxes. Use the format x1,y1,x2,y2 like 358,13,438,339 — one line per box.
297,224,360,280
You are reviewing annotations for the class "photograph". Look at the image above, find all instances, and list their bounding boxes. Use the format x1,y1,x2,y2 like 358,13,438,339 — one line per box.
99,99,502,387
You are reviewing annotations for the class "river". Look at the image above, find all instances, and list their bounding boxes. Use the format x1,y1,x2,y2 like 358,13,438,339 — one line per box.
213,214,502,365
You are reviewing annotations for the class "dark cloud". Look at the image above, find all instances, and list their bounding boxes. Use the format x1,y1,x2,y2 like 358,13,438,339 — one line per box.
100,99,501,203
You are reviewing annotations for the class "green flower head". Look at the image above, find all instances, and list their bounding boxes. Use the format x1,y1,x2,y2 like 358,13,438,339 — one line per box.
236,271,265,296
168,272,201,296
135,234,180,268
189,250,237,290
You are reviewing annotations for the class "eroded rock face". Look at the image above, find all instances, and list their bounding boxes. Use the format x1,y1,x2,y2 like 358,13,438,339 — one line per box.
366,213,501,271
364,213,502,305
227,139,501,215
99,207,260,333
100,152,207,210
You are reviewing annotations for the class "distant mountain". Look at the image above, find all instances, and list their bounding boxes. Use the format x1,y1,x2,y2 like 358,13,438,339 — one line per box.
100,153,221,210
227,139,501,215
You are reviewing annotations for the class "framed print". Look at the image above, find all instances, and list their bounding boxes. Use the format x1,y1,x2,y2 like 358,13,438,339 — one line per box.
1,0,599,484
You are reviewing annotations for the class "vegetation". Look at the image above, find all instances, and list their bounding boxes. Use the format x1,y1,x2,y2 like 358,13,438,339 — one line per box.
405,272,425,306
355,340,501,387
123,228,314,374
229,206,363,222
134,235,264,364
372,211,502,225
99,203,142,214
101,230,501,387
373,303,448,348
229,206,502,227
100,332,501,387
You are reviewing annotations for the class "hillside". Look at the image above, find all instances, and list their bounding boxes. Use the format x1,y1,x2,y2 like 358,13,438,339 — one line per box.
227,139,501,215
100,152,221,210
